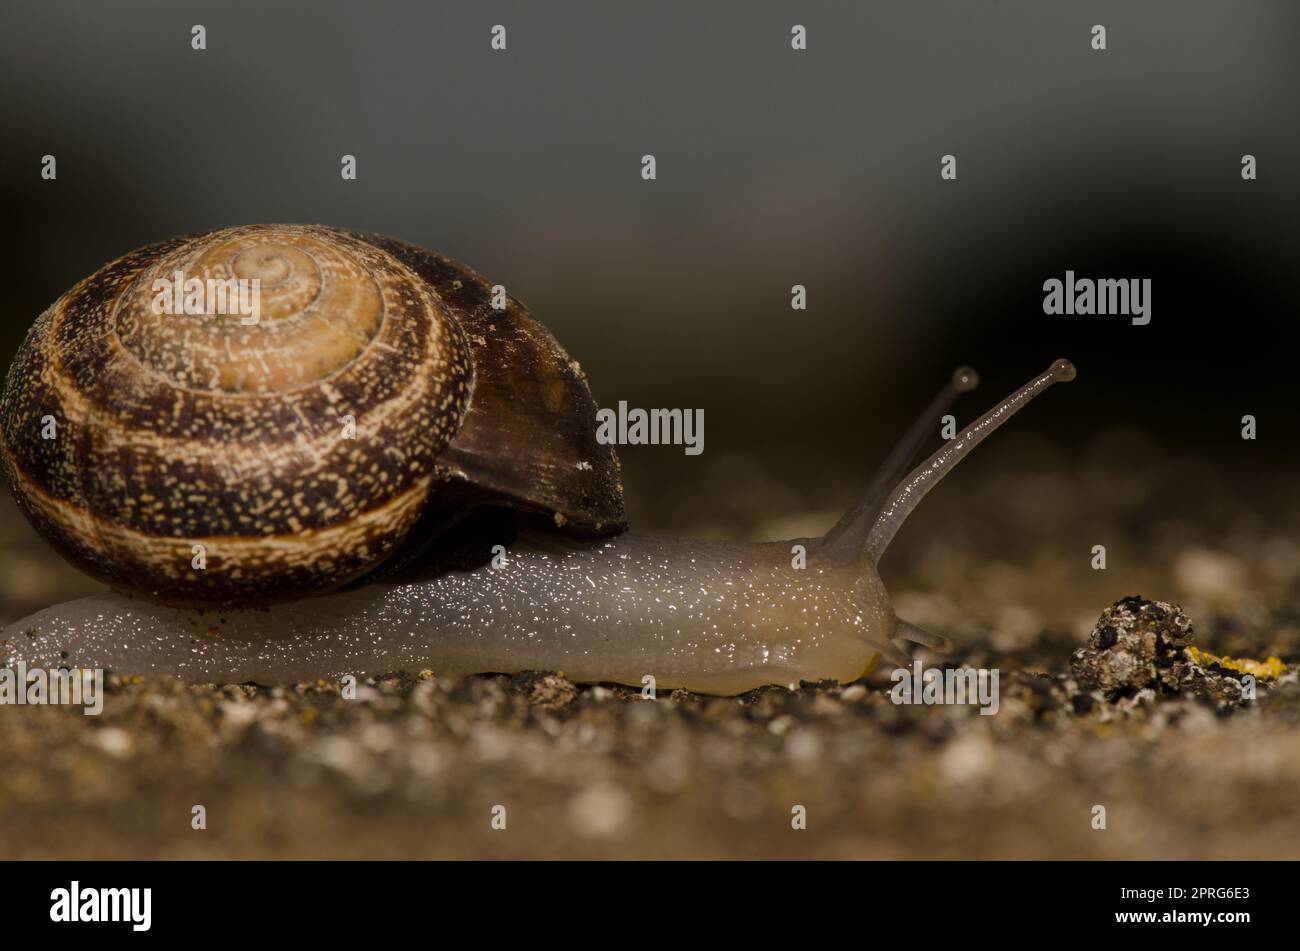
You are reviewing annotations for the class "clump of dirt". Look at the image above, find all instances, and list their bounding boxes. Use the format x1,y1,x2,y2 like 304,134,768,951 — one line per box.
1068,595,1282,712
1070,596,1195,696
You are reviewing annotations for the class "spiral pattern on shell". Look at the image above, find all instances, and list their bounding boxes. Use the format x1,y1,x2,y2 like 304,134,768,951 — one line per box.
0,224,472,604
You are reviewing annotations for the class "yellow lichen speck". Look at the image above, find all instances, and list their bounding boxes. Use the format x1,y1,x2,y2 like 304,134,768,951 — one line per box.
1186,646,1286,681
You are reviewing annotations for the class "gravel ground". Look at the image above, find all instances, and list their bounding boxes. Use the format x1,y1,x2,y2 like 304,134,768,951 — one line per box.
1,438,1297,859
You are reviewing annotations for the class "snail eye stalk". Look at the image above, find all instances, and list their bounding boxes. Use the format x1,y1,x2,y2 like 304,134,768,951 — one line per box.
822,364,979,557
824,359,1076,567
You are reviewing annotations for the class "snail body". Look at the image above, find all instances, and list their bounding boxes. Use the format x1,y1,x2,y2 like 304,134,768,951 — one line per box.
8,533,889,694
0,225,1075,694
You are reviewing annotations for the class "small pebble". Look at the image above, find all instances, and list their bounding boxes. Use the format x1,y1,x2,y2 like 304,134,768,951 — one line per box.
91,727,133,758
568,783,633,838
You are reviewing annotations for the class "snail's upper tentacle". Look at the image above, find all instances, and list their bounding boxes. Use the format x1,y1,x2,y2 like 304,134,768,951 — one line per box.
822,364,979,559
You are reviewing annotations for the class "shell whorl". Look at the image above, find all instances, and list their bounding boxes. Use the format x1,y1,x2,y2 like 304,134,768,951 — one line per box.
0,225,471,604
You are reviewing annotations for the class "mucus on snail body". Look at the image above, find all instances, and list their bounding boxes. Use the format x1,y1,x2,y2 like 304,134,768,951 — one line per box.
0,225,1075,694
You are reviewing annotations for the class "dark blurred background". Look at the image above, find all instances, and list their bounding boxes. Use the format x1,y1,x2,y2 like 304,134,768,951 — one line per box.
2,0,1297,538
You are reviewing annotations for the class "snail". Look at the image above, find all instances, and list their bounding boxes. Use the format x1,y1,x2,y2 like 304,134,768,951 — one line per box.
0,224,1075,694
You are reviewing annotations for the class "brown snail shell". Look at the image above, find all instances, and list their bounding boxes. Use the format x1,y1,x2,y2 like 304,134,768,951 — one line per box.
0,224,625,605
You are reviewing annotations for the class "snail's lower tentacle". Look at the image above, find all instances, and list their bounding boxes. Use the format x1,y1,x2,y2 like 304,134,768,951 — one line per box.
0,533,896,695
893,618,951,653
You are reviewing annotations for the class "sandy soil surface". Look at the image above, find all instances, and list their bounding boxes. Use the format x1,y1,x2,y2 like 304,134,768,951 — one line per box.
1,438,1297,859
